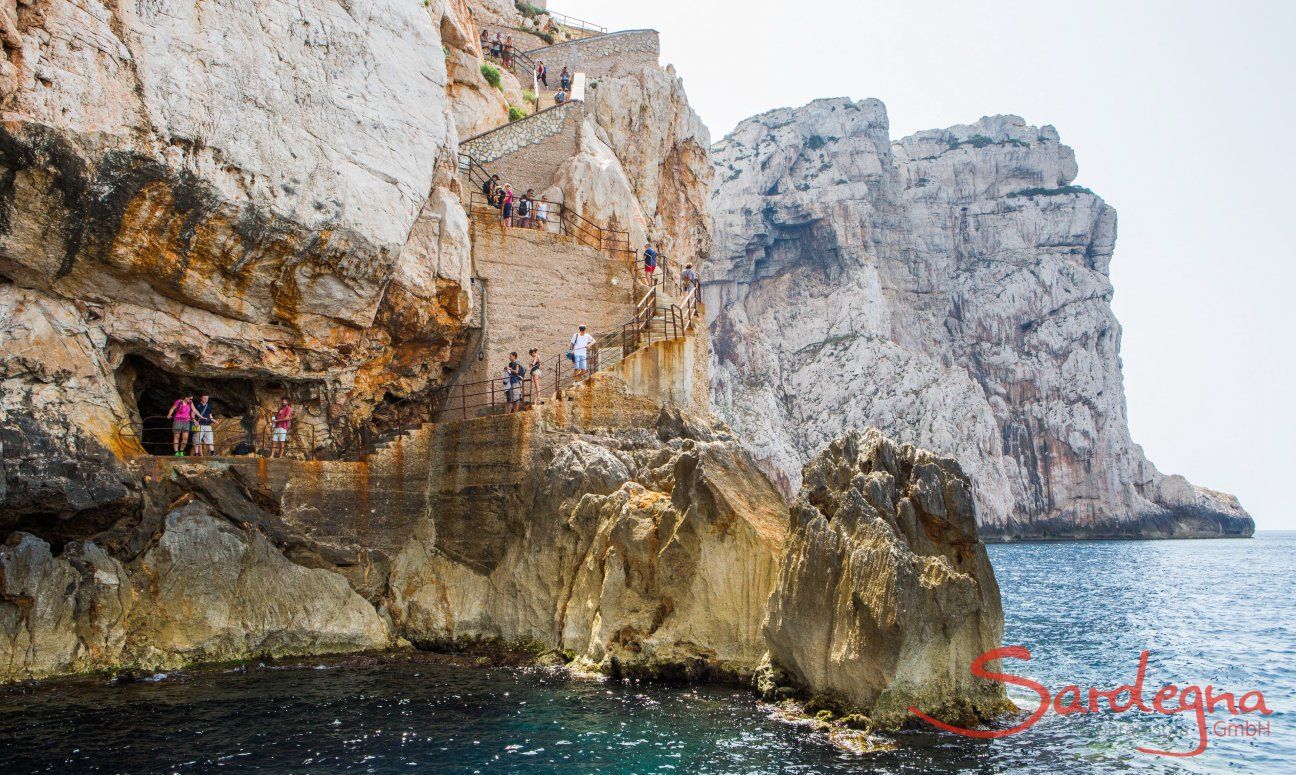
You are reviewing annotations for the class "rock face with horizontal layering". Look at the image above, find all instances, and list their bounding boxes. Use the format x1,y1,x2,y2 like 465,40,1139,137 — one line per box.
707,98,1253,540
0,501,390,681
760,429,1011,729
0,0,475,522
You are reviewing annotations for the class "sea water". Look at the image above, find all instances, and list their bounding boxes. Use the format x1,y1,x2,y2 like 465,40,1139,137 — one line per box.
1,533,1291,773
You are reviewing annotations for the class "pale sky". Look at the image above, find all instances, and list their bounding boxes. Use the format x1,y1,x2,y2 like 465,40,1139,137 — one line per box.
557,0,1296,530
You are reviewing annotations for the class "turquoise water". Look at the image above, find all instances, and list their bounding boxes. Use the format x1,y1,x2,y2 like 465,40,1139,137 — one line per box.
0,533,1290,773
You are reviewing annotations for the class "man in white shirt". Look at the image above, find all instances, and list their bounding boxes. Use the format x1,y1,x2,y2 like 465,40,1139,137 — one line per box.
570,324,595,380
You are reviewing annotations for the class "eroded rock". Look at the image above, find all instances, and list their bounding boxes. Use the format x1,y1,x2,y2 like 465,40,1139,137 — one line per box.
760,428,1011,729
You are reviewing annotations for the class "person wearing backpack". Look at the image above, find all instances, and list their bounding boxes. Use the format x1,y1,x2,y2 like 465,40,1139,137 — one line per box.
559,66,571,92
517,189,534,229
504,352,527,413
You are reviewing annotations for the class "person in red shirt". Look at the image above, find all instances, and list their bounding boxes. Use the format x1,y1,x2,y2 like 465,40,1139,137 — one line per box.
270,398,293,458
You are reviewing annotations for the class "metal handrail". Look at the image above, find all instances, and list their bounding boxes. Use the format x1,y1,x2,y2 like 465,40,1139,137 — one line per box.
544,10,608,35
116,289,702,460
116,413,317,459
467,190,633,259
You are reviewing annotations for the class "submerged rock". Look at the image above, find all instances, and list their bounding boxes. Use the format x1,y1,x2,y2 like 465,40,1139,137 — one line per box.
760,428,1012,730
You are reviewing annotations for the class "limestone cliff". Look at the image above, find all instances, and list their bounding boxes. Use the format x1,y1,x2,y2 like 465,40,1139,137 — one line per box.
1,0,477,528
760,429,1010,729
707,99,1253,540
0,339,788,682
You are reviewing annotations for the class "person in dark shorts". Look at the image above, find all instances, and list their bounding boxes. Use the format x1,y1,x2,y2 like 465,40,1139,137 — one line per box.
501,184,514,228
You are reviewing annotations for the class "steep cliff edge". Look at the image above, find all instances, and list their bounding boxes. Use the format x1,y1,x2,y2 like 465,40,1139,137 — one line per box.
707,98,1253,540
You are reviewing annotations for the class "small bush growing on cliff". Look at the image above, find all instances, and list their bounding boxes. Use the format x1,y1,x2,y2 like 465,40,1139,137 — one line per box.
514,1,543,17
807,135,827,150
523,88,537,106
481,62,502,90
949,134,995,149
1006,185,1095,198
537,30,556,45
508,105,527,122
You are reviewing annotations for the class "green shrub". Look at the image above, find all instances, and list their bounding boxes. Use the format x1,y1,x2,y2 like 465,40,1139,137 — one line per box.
522,89,537,106
1006,185,1095,198
508,105,527,122
514,1,543,17
537,30,556,45
480,62,502,90
807,135,827,151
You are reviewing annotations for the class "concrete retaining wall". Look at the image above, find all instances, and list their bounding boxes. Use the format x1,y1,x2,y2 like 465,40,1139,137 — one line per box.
461,102,582,195
468,222,637,385
526,30,659,79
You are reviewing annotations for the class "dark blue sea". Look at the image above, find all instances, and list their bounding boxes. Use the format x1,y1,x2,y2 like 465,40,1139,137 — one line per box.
1,533,1291,773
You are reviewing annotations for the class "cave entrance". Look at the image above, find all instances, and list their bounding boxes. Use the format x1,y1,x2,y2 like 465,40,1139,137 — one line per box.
118,355,263,456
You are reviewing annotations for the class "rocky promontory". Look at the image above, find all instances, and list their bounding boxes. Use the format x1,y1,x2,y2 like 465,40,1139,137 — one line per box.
706,99,1253,541
760,429,1010,729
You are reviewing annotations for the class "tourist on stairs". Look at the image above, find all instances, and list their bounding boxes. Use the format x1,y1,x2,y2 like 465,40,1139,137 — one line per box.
681,263,699,293
570,325,595,382
482,174,500,202
535,196,553,231
167,394,194,456
270,398,293,458
504,353,527,414
501,184,515,228
479,28,488,54
536,60,548,88
518,189,535,228
491,33,502,59
528,348,544,405
559,66,571,92
642,242,659,285
193,394,216,456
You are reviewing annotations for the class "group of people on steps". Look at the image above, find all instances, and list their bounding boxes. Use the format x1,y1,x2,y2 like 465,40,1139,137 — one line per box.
481,175,555,230
499,324,597,413
479,29,573,103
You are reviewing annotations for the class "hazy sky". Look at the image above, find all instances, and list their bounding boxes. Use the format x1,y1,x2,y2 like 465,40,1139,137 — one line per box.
558,0,1296,530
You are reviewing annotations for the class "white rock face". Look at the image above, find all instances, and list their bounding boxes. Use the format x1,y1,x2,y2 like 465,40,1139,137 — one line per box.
1,0,477,516
708,98,1252,539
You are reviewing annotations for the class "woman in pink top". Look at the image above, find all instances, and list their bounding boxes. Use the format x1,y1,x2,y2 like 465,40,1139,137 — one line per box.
167,395,194,456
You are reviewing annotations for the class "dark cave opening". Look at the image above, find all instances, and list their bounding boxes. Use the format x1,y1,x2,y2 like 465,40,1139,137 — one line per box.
117,355,264,456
